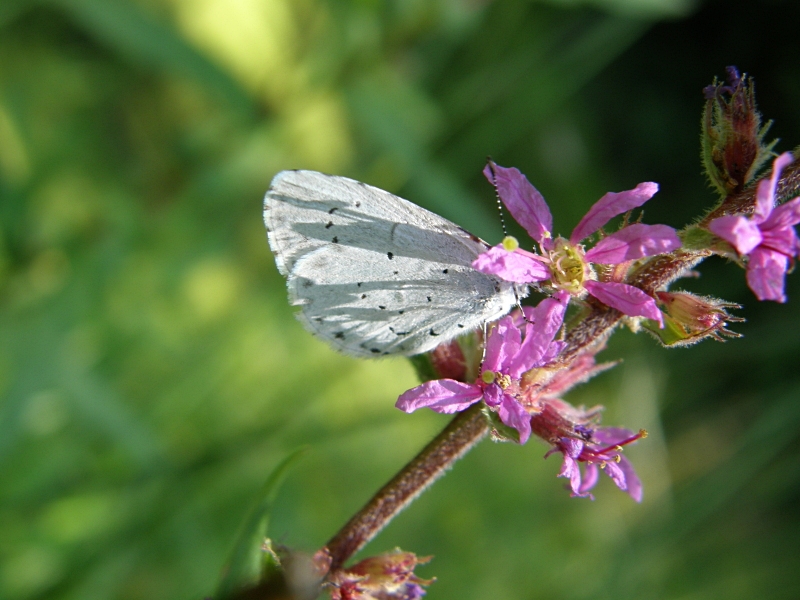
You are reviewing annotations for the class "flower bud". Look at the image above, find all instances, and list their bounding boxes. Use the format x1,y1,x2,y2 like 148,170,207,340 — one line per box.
702,66,776,196
652,291,743,346
326,549,433,600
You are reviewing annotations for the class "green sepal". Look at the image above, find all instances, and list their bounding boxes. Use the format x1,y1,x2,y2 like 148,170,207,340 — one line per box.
679,226,716,252
641,314,691,347
214,447,308,599
481,404,520,444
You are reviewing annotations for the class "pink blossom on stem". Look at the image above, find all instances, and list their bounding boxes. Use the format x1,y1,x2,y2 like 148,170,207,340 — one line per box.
546,427,645,502
396,295,568,444
474,162,680,326
709,152,800,302
529,398,644,501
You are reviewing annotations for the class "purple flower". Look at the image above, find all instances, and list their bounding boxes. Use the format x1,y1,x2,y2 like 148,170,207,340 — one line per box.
472,162,682,327
545,426,645,502
396,294,568,444
709,152,800,302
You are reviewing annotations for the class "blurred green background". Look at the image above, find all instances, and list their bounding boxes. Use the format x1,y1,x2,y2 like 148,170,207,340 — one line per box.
2,0,799,599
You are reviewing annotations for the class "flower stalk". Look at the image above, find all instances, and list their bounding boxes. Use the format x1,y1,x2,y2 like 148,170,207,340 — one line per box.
324,404,489,570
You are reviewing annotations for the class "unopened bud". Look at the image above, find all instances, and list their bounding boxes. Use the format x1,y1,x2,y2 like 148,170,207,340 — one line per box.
653,291,743,346
702,66,776,196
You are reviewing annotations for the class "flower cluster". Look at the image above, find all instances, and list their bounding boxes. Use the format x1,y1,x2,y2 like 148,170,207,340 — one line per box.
473,161,681,326
709,152,800,302
396,293,568,444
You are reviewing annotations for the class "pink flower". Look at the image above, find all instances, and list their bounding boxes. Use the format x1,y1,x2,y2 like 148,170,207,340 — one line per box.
709,152,800,302
396,294,567,444
528,398,644,501
472,162,682,326
545,427,645,502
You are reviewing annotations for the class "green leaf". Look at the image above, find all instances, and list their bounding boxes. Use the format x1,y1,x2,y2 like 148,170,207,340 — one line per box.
214,447,308,600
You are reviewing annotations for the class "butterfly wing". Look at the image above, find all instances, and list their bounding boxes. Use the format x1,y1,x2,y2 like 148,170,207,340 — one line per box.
264,170,522,357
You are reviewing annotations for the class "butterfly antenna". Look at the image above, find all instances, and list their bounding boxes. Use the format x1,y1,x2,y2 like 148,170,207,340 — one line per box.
480,321,488,363
486,158,510,238
487,159,532,325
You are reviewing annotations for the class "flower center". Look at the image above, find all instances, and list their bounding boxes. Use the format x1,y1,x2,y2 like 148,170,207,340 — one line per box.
547,237,590,295
481,370,511,389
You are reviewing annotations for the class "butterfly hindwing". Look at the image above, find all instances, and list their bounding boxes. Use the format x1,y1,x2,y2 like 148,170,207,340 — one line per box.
264,170,521,357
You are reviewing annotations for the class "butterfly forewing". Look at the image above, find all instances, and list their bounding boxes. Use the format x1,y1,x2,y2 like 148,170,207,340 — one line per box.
264,170,521,357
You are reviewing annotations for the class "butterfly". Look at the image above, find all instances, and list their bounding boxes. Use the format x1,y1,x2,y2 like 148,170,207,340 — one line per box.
264,170,525,357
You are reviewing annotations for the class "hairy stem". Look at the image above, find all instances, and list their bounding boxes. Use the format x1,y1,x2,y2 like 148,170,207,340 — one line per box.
325,404,489,569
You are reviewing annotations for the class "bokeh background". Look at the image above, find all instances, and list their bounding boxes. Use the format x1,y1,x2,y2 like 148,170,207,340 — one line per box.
2,0,799,599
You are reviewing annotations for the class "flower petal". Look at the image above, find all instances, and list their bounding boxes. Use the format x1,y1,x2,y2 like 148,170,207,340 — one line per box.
754,152,794,222
584,223,681,264
592,426,636,446
557,440,584,495
709,215,763,255
483,316,521,374
472,245,550,283
761,196,800,233
396,380,483,413
508,294,567,377
484,162,553,247
584,280,664,327
497,394,532,444
617,455,643,502
570,182,659,244
559,437,583,459
579,463,600,495
746,246,789,302
760,225,799,257
603,460,627,492
483,382,503,407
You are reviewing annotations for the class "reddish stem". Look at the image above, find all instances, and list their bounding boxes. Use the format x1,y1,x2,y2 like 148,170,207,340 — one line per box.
325,404,489,569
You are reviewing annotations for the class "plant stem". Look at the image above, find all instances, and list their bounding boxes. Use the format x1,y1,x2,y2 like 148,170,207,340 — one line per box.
325,404,489,569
